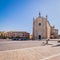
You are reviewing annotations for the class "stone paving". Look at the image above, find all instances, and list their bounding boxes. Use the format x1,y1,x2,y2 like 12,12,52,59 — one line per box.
0,40,60,60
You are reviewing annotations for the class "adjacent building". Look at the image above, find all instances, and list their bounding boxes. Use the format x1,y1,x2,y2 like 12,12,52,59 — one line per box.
0,31,7,39
33,13,58,40
6,31,30,40
50,26,58,39
30,35,33,40
0,31,30,40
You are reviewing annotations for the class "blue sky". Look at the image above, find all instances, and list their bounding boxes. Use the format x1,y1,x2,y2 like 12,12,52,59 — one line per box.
0,0,60,34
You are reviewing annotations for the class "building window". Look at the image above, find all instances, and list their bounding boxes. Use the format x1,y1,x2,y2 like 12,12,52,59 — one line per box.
39,23,41,26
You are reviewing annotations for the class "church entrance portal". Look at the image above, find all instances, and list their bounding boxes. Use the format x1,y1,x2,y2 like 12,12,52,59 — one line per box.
38,35,41,40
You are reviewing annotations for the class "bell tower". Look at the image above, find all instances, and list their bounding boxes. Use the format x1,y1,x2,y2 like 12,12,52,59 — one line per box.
46,14,48,20
39,12,41,17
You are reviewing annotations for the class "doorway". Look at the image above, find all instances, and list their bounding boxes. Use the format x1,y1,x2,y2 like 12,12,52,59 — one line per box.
38,35,41,40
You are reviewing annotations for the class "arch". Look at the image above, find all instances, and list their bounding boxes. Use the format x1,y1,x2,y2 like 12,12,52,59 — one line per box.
38,35,41,40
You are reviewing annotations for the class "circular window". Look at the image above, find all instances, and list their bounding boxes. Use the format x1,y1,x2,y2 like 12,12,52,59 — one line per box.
39,23,41,26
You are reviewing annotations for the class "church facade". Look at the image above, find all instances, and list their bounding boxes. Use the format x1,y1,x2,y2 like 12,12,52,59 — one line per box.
33,13,58,40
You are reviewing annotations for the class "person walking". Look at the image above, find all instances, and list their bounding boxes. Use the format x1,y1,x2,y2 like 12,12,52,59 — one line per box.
46,39,49,45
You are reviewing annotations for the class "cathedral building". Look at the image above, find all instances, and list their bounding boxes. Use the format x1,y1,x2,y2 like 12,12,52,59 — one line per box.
33,13,58,40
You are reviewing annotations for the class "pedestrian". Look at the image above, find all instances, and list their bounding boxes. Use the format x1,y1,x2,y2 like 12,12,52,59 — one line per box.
46,38,49,44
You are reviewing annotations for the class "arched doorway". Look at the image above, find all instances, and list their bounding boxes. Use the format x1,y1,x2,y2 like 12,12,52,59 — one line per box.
38,35,41,40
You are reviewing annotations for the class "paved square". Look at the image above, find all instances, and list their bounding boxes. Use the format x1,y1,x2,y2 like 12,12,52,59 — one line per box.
0,39,60,60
